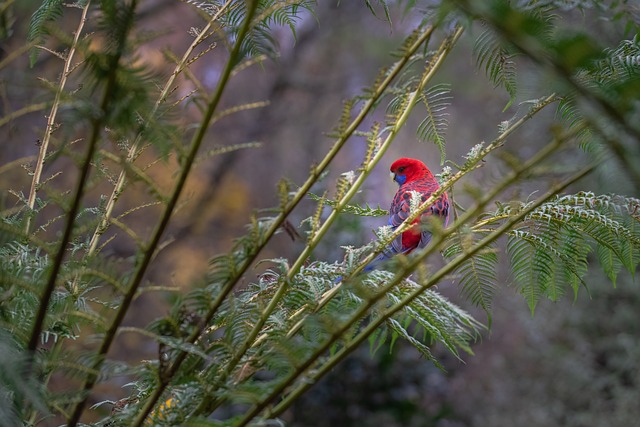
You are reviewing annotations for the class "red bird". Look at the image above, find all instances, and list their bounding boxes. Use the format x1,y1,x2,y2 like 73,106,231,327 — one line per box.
365,157,449,271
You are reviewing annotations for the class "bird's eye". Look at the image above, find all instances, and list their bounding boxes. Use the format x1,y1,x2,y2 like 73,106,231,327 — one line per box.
398,166,405,173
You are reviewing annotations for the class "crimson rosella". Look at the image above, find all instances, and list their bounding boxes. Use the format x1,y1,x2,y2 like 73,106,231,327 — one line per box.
363,157,449,272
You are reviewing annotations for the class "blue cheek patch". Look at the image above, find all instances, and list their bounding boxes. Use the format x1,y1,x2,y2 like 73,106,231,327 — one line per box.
395,174,407,185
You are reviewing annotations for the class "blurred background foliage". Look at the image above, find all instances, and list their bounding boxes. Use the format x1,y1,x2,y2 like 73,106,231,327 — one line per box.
0,0,639,426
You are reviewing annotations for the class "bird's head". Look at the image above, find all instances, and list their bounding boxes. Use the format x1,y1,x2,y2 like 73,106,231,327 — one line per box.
390,157,432,186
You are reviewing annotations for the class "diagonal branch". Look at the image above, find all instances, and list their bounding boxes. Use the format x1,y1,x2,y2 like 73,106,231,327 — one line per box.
24,2,91,234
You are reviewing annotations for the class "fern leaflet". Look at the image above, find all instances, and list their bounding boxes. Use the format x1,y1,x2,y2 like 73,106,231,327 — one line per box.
417,83,451,164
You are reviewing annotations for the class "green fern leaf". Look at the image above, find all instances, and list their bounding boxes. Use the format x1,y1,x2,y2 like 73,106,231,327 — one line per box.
507,232,541,314
558,226,591,297
0,331,47,422
619,215,640,277
364,0,392,24
596,243,622,287
367,326,389,355
386,318,442,368
27,0,65,67
443,239,497,322
308,192,387,217
228,1,313,60
556,94,593,149
386,84,413,124
389,282,481,360
417,83,451,164
182,0,225,16
510,227,586,304
473,28,518,110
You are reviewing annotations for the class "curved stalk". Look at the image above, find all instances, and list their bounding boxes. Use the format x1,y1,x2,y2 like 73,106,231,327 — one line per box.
24,2,91,234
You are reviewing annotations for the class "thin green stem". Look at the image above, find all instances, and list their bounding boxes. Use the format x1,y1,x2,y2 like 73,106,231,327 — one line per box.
24,2,91,235
0,102,48,128
0,41,34,71
25,8,92,418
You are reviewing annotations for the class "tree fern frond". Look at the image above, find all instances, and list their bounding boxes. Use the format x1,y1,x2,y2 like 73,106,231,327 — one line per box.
383,77,418,128
386,318,442,368
362,121,382,166
503,192,640,312
417,83,451,164
473,28,518,109
385,84,413,124
307,192,387,217
196,142,263,166
591,36,640,114
618,213,640,277
364,0,392,24
225,0,313,60
594,35,640,82
392,27,423,58
444,239,498,321
306,191,326,242
181,0,226,16
535,197,640,252
331,98,355,137
416,290,481,355
223,300,261,349
389,283,481,359
506,231,546,314
367,325,388,355
559,225,591,296
556,36,640,149
596,242,623,286
27,0,64,67
511,228,579,301
556,94,593,149
255,0,315,40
